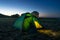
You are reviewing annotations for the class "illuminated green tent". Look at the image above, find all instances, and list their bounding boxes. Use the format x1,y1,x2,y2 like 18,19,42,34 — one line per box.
13,13,43,32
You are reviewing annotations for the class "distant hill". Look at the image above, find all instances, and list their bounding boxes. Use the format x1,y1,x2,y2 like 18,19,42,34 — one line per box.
0,14,20,18
0,14,10,18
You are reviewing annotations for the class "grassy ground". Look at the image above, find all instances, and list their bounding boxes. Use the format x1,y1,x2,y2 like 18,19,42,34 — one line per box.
0,18,60,40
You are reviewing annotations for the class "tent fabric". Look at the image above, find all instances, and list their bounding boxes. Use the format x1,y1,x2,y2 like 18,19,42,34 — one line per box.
23,17,33,31
13,13,43,32
13,14,26,30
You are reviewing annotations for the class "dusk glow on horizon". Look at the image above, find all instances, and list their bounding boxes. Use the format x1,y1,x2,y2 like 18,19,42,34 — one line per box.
0,0,60,17
0,8,26,16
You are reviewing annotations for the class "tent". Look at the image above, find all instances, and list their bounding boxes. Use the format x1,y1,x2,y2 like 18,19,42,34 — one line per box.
13,13,43,32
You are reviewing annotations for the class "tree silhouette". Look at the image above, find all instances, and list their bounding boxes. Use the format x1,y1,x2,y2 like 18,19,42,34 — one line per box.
31,11,39,18
11,14,20,18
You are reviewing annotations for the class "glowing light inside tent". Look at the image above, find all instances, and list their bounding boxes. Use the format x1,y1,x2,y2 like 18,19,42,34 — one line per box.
34,21,42,29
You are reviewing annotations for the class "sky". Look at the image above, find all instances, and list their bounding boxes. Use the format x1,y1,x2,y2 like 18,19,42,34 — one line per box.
0,0,60,17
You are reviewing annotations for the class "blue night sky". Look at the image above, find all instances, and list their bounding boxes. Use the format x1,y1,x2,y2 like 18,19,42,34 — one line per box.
0,0,60,17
